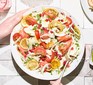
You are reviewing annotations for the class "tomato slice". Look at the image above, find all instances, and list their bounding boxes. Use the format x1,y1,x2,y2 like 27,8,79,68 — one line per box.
26,16,37,26
40,35,49,40
64,16,72,27
18,46,28,58
57,35,72,42
58,39,72,56
45,51,56,63
39,61,48,67
42,27,49,34
13,33,22,41
51,51,57,60
35,30,40,40
43,9,58,19
45,56,51,63
40,42,47,48
34,46,46,56
19,28,30,38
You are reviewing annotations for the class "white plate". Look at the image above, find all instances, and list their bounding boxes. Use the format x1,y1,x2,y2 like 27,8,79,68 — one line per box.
10,5,84,80
80,0,93,23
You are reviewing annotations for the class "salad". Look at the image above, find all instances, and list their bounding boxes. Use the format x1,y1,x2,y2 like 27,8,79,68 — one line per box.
12,8,81,74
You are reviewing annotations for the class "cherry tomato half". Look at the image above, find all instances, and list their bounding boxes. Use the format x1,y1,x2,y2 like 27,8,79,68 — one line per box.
40,42,47,48
64,16,72,27
18,46,28,58
34,46,46,56
45,51,56,63
13,33,22,41
35,30,40,40
19,28,30,38
57,35,72,42
26,16,37,26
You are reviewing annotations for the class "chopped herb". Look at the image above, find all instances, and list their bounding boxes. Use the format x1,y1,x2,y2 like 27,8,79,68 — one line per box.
37,14,41,20
55,69,61,74
50,71,53,75
35,43,39,46
32,43,39,47
41,29,44,33
39,20,42,24
28,57,32,60
29,13,32,16
24,57,33,64
33,25,37,30
32,11,37,13
21,58,25,62
75,43,79,47
57,69,61,74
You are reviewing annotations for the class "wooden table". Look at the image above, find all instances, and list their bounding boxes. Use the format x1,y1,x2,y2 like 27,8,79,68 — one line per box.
0,0,93,85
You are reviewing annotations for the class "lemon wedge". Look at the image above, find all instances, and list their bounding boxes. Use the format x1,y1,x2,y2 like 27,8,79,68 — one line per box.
21,16,29,27
26,59,39,70
20,38,28,49
51,58,60,69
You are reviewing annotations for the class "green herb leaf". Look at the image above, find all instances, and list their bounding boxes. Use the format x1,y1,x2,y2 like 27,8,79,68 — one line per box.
33,26,37,30
37,14,41,20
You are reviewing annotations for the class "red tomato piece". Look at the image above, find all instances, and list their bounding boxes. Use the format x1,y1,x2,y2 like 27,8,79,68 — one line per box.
19,28,30,38
45,18,52,22
37,24,42,29
45,51,56,63
44,11,56,19
26,16,37,26
40,12,45,17
34,46,46,56
64,16,72,27
18,46,28,58
39,61,48,67
40,42,47,48
35,30,40,40
58,39,72,56
42,27,49,33
13,33,22,41
45,56,51,63
71,47,74,50
57,35,72,42
51,51,57,59
41,35,49,40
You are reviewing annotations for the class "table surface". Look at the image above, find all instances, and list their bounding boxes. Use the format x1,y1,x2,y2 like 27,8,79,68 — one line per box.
0,0,93,85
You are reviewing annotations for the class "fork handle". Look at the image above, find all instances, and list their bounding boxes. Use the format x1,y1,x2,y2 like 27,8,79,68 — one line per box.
59,61,69,80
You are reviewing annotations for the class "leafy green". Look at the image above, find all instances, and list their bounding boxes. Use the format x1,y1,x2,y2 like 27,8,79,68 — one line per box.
37,14,41,20
33,25,37,30
24,57,33,64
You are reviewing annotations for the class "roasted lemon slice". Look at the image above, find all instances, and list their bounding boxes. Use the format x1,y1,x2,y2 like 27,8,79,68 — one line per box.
43,8,59,19
26,59,39,70
48,20,65,31
88,0,93,8
51,58,60,69
20,38,28,49
21,16,29,27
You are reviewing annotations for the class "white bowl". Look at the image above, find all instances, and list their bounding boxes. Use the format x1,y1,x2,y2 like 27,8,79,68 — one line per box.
10,5,84,80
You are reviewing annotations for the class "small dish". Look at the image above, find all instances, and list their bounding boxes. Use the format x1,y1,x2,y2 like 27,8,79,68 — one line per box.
80,0,93,23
